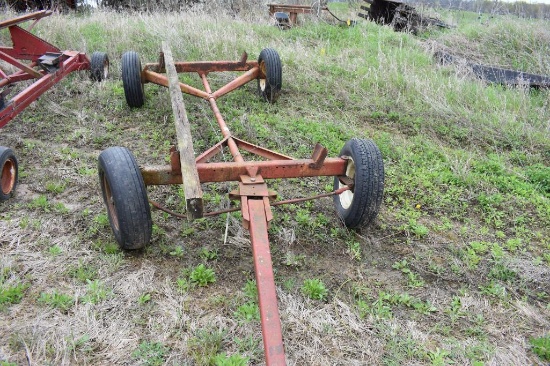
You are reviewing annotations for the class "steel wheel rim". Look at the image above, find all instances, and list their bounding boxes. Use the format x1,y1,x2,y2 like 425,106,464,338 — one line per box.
1,158,16,195
102,60,109,79
259,61,267,91
103,175,120,231
338,158,355,209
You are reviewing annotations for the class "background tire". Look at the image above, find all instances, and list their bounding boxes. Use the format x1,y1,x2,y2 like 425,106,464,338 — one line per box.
333,138,384,228
98,146,152,249
122,51,145,108
0,146,18,202
257,48,282,103
90,52,109,82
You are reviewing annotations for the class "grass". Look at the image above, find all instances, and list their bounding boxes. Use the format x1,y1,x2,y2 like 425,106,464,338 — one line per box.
0,281,27,311
530,335,550,362
131,341,168,366
0,3,549,365
38,290,74,312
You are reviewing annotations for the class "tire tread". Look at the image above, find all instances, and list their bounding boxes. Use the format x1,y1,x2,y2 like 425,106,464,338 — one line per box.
333,138,384,228
98,146,151,249
90,52,109,82
258,48,282,103
122,51,144,108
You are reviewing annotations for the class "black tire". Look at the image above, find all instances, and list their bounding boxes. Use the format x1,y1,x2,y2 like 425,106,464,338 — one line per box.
0,146,18,202
257,48,282,103
98,147,152,250
90,52,109,82
122,51,144,108
333,139,384,228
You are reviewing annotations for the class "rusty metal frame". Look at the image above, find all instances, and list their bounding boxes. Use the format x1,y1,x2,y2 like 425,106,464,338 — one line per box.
132,47,351,366
0,11,93,129
268,3,329,25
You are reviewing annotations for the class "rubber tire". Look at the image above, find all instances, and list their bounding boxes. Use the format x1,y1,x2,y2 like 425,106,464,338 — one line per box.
0,146,18,202
333,139,384,228
90,52,109,82
98,146,152,250
257,48,282,103
122,51,144,108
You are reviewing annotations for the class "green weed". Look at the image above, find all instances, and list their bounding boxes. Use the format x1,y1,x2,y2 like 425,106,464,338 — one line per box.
38,290,74,311
359,294,393,320
28,195,51,212
132,341,168,366
45,181,66,194
426,347,451,366
67,334,92,354
0,282,28,310
283,252,306,267
347,240,362,261
188,328,226,365
243,280,258,302
66,261,98,283
212,353,249,366
176,277,190,293
479,281,507,299
234,302,260,322
199,248,218,260
392,260,425,287
301,279,328,301
446,296,466,322
488,263,517,282
169,245,184,257
235,335,261,361
82,279,111,304
138,293,151,305
530,335,550,361
190,264,216,287
47,244,62,256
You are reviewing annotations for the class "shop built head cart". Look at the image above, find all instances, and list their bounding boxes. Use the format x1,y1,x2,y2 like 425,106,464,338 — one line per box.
98,43,384,365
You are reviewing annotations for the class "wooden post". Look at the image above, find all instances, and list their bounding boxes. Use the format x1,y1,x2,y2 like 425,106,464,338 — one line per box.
161,41,203,220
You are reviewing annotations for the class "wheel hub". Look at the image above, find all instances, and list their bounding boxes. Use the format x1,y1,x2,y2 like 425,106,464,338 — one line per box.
1,159,16,195
338,157,355,209
259,61,267,91
103,175,120,231
102,61,109,80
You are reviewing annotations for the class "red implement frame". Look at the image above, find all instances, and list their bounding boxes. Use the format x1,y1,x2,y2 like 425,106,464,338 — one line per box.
137,44,350,366
268,3,329,25
0,11,94,128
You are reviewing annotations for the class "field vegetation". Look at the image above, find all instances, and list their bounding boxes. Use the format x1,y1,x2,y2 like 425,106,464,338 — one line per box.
1,2,549,365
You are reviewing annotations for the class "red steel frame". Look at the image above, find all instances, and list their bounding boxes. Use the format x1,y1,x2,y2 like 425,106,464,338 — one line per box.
0,11,92,128
140,51,351,366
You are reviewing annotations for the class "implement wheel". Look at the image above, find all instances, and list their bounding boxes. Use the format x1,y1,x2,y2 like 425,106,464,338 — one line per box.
98,147,152,249
90,52,109,82
0,147,18,202
257,48,282,103
122,51,145,108
333,138,384,228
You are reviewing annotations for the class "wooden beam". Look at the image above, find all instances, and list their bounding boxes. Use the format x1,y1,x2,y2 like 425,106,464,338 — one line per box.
161,41,203,220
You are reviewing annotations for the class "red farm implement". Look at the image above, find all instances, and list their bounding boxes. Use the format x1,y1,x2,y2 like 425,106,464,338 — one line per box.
98,43,384,365
0,10,109,201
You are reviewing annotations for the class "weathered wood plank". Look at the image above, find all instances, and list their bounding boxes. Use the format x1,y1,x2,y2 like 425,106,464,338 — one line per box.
161,41,203,220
